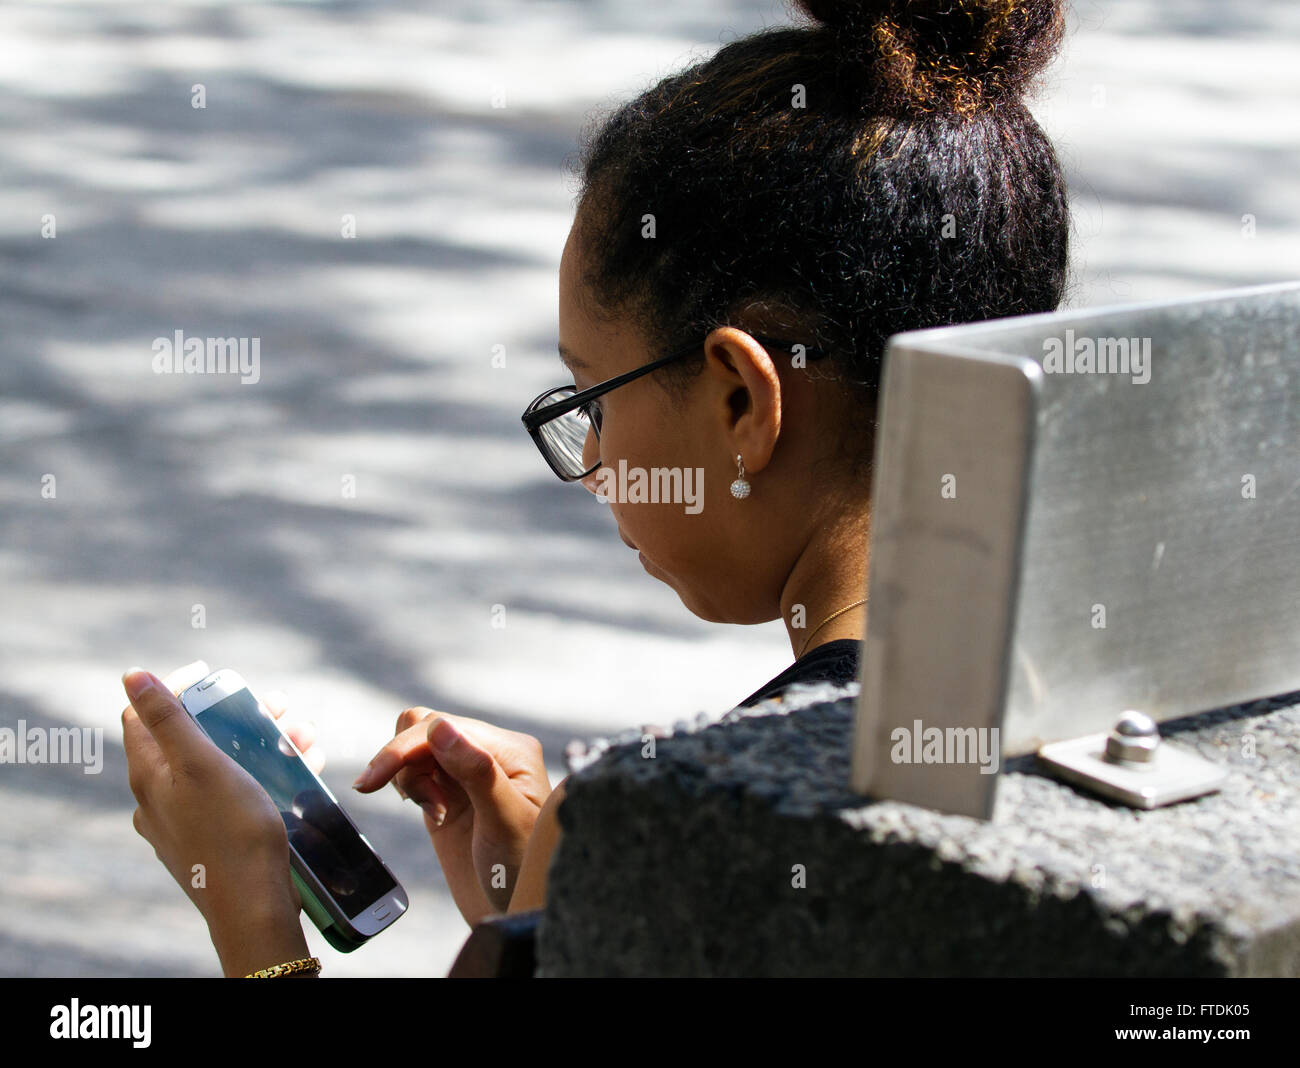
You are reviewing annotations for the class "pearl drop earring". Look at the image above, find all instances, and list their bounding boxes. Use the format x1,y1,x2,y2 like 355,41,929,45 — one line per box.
730,454,751,499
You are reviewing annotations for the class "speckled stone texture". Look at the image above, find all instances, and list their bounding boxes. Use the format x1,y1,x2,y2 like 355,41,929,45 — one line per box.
535,681,1300,977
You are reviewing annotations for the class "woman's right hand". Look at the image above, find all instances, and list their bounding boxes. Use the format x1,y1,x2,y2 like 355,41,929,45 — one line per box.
352,709,551,926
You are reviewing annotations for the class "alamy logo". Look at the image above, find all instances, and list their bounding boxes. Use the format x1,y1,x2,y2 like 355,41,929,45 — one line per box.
50,1000,151,1047
0,722,103,774
1042,330,1151,384
593,459,704,515
152,329,260,384
889,719,1000,775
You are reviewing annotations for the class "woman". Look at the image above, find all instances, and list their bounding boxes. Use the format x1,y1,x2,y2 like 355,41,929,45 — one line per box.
122,0,1069,976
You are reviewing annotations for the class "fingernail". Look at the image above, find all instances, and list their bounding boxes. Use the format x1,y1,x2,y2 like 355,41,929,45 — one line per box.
122,668,157,701
430,718,458,753
420,801,447,828
351,769,370,790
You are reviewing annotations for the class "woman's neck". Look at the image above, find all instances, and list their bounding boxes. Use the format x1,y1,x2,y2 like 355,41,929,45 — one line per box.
778,509,869,660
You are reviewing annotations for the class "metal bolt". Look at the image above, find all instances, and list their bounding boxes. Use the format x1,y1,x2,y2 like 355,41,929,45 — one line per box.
1104,710,1159,764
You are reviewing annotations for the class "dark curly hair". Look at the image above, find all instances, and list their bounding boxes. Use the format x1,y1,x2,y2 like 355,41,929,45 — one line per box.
568,0,1070,472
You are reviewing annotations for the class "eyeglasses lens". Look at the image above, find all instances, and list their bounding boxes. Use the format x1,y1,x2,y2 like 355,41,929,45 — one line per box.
533,388,595,478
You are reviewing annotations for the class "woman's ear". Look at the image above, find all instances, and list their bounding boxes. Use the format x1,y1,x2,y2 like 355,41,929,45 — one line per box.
700,327,783,474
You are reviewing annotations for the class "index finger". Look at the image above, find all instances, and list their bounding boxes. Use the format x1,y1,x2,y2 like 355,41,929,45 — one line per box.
354,721,437,792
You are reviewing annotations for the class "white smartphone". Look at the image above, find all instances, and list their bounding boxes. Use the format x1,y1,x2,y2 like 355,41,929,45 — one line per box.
178,668,408,952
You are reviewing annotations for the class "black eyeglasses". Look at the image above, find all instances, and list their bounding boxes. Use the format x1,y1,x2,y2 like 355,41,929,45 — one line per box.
521,334,831,482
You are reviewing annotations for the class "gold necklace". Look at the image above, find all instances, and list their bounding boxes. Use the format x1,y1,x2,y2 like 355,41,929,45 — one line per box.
796,597,866,659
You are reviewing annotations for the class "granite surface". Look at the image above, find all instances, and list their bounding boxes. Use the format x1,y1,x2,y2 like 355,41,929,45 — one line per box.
538,682,1300,976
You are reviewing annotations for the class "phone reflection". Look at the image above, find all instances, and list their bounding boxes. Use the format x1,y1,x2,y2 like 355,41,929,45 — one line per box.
283,789,360,899
196,687,397,918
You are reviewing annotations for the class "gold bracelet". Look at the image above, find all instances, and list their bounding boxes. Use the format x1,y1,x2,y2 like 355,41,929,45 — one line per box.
244,956,321,978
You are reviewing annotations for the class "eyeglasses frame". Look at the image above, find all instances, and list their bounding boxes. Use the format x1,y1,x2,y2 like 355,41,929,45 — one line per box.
521,334,832,482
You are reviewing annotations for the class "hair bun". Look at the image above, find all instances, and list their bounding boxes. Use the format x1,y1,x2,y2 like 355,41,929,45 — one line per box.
793,0,1064,116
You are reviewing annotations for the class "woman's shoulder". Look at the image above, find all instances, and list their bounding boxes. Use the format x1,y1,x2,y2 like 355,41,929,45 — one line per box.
736,638,861,709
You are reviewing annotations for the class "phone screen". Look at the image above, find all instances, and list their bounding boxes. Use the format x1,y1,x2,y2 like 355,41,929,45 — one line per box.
194,688,398,919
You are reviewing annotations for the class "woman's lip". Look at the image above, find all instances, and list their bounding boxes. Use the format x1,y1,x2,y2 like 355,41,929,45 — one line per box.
619,530,637,550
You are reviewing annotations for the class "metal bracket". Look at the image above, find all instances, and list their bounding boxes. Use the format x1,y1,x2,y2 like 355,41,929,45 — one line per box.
1037,711,1227,809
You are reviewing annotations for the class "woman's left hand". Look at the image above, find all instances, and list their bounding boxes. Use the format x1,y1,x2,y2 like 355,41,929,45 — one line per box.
121,663,310,976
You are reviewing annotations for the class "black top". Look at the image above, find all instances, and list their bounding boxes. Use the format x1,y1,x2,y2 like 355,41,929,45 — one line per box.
736,638,861,708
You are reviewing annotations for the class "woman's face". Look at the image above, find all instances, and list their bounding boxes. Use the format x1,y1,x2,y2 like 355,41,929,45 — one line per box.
554,220,803,625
